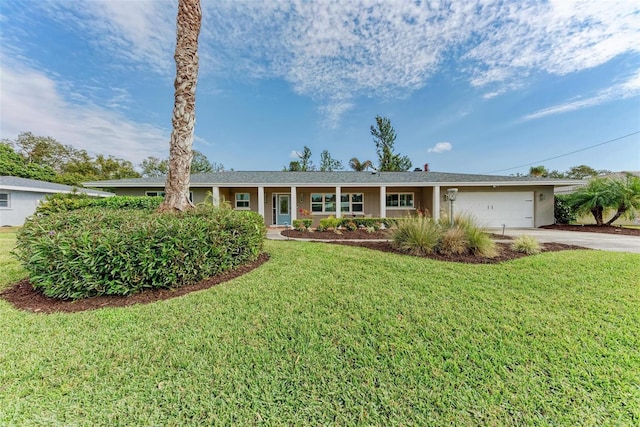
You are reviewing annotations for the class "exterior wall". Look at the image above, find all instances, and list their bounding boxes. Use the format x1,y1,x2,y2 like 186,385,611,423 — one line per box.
0,190,47,226
108,184,558,228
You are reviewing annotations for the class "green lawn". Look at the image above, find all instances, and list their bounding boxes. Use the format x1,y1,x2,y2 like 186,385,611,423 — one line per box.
1,235,639,425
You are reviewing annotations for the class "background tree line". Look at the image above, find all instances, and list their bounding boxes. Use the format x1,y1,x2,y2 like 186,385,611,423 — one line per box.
1,132,221,186
284,115,412,172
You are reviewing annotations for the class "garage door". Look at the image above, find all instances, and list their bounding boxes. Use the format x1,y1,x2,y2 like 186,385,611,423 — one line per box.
454,191,534,228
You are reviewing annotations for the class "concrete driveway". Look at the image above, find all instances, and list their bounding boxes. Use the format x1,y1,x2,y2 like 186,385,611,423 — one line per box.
493,228,640,254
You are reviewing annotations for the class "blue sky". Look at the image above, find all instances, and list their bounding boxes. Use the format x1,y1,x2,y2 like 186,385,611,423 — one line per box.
1,0,639,175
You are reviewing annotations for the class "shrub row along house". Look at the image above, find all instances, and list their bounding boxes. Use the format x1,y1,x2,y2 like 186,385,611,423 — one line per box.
0,176,113,226
84,170,582,228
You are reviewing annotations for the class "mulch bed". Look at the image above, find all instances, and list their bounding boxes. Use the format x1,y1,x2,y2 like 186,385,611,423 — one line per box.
541,224,640,236
327,241,587,264
282,228,391,239
1,253,270,314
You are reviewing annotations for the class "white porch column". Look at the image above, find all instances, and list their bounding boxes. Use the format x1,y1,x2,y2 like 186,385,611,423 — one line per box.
335,186,342,218
432,186,440,221
258,186,265,217
290,186,297,223
380,186,387,218
211,186,220,207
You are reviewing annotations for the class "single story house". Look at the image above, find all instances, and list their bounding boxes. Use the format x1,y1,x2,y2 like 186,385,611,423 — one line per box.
84,171,582,228
0,176,114,226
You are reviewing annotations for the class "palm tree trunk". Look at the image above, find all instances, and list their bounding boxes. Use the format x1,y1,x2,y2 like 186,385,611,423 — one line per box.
591,206,604,226
158,0,201,212
605,206,626,226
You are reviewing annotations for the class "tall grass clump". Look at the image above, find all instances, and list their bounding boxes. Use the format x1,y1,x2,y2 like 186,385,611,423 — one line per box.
511,234,541,255
14,206,266,299
452,215,498,258
392,216,442,255
393,215,497,258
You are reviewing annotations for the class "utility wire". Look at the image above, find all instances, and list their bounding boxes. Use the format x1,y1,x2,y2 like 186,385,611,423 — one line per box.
485,130,640,174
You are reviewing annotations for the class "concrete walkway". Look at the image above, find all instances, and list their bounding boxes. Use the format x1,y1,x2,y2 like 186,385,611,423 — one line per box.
268,226,640,254
491,228,640,254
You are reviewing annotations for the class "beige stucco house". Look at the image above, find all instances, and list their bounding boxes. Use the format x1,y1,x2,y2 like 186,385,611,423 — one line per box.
84,171,583,228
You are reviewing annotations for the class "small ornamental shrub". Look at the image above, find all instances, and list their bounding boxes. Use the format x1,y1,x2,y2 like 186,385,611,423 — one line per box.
14,206,266,299
292,219,306,231
463,226,498,258
554,195,577,224
511,235,541,255
392,216,442,255
343,220,357,231
301,219,313,230
318,216,340,231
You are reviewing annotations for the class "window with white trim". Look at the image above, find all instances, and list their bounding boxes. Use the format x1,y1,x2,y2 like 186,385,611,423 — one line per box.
145,191,165,197
311,193,364,213
235,193,250,209
0,193,9,208
341,193,364,213
386,193,414,208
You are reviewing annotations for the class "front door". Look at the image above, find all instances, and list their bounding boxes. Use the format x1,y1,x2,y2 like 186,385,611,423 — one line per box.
276,194,291,226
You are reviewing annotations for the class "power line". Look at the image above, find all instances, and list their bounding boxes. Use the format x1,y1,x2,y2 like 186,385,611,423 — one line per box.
485,131,640,174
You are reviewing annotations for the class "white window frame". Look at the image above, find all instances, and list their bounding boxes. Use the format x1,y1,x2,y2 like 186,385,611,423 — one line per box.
311,193,336,214
386,192,415,209
0,192,10,209
340,193,364,213
145,191,193,202
235,193,250,210
311,193,364,214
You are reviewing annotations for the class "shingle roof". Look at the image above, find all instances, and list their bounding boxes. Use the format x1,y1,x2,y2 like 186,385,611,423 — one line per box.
83,171,582,188
1,176,114,196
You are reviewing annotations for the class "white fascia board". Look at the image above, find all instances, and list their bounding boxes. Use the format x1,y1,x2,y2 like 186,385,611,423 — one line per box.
0,185,112,197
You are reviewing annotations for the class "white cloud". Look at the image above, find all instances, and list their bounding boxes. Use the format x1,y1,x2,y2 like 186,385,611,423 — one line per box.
522,70,640,121
428,142,453,153
0,60,170,164
14,0,640,124
289,150,300,159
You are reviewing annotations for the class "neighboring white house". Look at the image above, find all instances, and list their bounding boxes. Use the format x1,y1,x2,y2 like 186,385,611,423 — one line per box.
0,176,114,226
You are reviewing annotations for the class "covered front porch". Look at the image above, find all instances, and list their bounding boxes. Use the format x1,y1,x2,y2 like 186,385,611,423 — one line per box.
211,184,444,227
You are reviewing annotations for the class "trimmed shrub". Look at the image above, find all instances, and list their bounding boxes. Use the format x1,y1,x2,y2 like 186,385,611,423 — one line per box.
14,206,266,299
343,220,357,231
318,216,341,231
554,195,577,224
511,235,541,255
439,226,468,255
392,216,442,255
293,219,313,231
36,193,163,215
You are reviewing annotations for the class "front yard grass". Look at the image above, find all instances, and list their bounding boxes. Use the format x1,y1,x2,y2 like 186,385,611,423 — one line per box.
1,237,639,425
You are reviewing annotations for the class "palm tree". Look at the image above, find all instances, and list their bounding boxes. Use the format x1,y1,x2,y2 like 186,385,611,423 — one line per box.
569,177,615,226
605,174,640,225
528,165,549,177
158,0,202,212
349,157,373,172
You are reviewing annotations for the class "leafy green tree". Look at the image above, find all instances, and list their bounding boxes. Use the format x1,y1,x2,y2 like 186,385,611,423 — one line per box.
0,142,57,181
9,131,73,172
284,146,315,171
319,150,343,171
348,157,373,172
140,156,169,177
370,116,412,171
605,174,640,225
566,165,609,180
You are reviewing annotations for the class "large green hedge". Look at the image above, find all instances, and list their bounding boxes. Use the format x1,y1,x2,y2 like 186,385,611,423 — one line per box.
35,193,163,215
14,206,266,299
